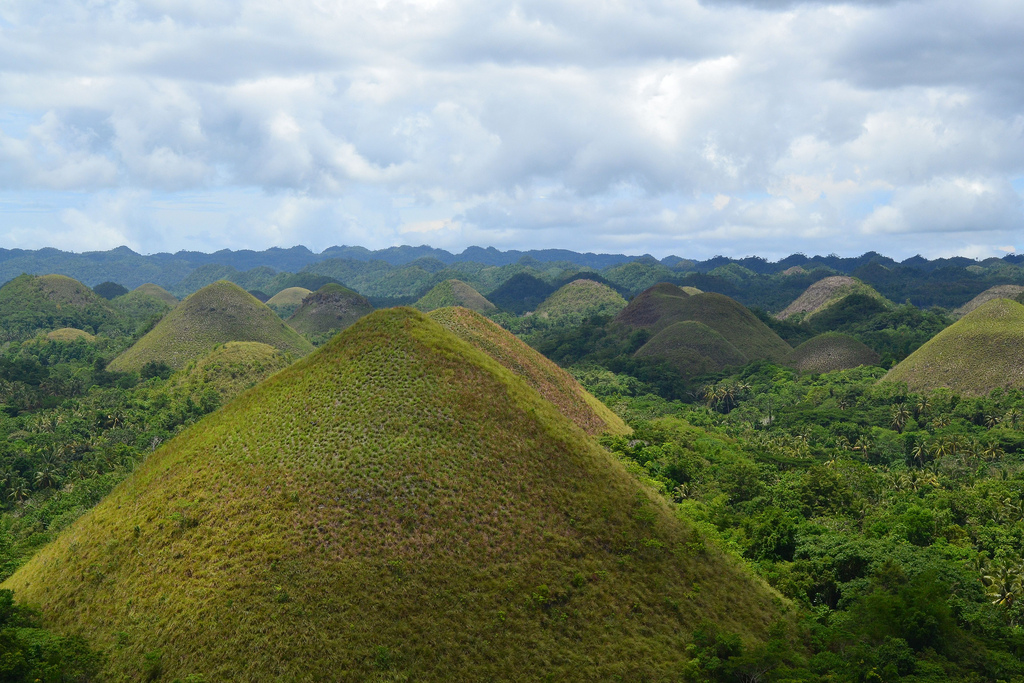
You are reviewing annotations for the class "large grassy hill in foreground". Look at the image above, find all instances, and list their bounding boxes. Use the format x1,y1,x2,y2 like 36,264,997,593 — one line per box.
616,284,792,363
428,306,630,436
883,298,1024,396
108,280,313,372
4,308,779,681
0,273,131,340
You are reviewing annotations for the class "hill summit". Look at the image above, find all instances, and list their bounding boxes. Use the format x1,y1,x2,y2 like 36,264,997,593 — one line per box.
287,283,374,340
534,279,627,324
5,308,778,680
413,279,495,313
108,280,313,372
616,284,791,365
0,273,130,340
774,275,890,321
428,306,630,435
883,298,1024,396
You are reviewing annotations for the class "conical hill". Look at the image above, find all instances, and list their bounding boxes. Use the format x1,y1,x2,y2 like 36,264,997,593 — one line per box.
786,333,880,374
774,276,891,321
108,281,313,372
5,308,779,681
616,284,791,362
0,273,130,340
953,285,1024,319
266,286,312,318
413,279,495,313
287,283,374,340
634,321,747,376
112,283,178,329
45,327,97,343
428,306,630,436
534,279,627,324
883,298,1024,396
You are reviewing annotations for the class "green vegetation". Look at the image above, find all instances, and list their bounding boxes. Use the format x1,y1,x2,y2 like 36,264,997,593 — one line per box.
111,283,178,333
45,327,96,343
92,281,128,300
775,275,892,321
634,321,747,376
0,589,103,681
5,308,779,681
429,306,629,435
168,341,293,404
0,274,132,342
287,283,374,343
265,286,312,318
534,279,627,325
954,284,1024,318
413,278,496,313
884,298,1024,396
786,333,881,374
108,281,313,372
616,286,792,363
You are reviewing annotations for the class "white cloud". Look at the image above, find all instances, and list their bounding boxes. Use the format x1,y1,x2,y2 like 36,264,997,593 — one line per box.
0,0,1019,258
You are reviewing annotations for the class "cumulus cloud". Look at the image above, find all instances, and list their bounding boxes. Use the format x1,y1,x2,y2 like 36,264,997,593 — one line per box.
0,0,1020,258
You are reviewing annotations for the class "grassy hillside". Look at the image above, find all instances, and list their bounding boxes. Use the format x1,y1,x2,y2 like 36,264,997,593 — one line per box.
5,308,779,681
266,286,312,318
112,284,178,330
44,327,96,343
634,321,747,376
786,333,881,374
953,285,1024,318
287,283,374,342
413,279,496,313
883,298,1024,396
429,306,629,436
108,281,313,372
168,341,294,404
0,274,131,341
775,276,891,321
534,279,627,324
616,284,791,362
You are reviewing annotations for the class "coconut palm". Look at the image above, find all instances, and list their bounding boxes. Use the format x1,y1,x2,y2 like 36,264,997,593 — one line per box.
891,403,911,433
1005,408,1022,429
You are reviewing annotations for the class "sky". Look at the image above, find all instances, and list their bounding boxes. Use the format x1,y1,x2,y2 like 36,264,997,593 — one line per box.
0,0,1022,260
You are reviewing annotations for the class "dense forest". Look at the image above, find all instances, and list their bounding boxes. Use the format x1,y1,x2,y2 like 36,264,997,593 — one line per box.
2,249,1024,680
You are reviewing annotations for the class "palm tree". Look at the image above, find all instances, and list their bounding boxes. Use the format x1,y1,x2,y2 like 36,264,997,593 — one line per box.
983,563,1023,607
1005,408,1022,429
985,414,1002,428
915,395,931,418
912,441,930,467
891,403,911,433
7,479,29,503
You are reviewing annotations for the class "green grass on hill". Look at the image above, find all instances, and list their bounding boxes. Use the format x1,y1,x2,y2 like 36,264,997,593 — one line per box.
168,341,294,404
775,276,891,321
429,306,630,436
266,286,312,319
953,285,1024,318
534,279,627,324
634,320,747,377
413,279,495,313
883,298,1024,396
786,332,881,374
44,327,96,343
0,274,131,341
108,281,313,372
5,308,780,681
287,283,374,342
616,284,792,362
112,284,178,330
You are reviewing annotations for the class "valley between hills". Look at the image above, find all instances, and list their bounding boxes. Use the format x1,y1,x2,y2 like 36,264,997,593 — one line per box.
3,247,1024,680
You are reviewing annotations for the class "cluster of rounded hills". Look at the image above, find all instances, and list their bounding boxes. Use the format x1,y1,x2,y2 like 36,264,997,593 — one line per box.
3,271,1024,677
4,270,1024,398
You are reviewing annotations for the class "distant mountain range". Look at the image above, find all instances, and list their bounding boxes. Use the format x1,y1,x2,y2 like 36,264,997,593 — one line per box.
1,245,1021,284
